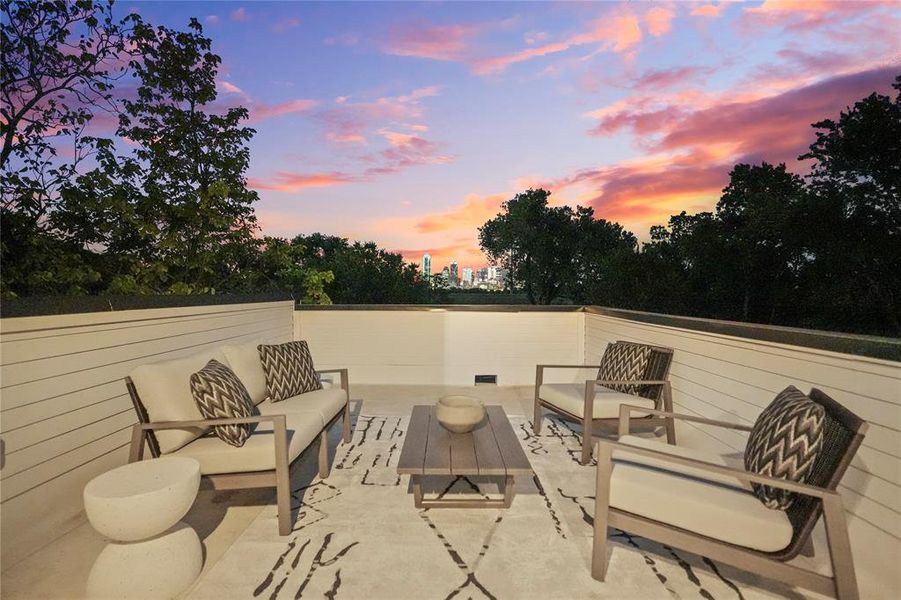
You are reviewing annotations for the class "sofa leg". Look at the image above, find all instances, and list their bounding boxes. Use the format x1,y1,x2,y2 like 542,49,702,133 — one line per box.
277,478,292,536
591,441,613,581
318,430,331,479
581,422,593,465
342,402,352,443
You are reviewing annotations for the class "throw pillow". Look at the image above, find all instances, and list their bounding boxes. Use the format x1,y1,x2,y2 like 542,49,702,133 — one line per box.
258,341,322,402
744,386,825,510
189,359,256,447
596,342,653,395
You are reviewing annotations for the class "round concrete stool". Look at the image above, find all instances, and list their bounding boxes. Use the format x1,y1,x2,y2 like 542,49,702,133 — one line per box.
84,457,202,599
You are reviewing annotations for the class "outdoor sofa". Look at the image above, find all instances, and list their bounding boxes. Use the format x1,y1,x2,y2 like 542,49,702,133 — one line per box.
124,341,351,535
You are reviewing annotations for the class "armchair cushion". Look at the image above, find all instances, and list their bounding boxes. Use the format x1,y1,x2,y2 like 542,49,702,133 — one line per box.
258,341,322,401
539,384,655,419
170,412,322,475
221,341,269,405
189,360,257,447
597,342,652,395
614,435,746,489
129,349,228,454
609,461,794,552
257,387,346,424
745,386,825,510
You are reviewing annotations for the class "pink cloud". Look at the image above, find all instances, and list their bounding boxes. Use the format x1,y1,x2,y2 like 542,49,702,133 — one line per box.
273,18,300,33
217,79,318,123
316,86,439,146
230,7,249,22
384,22,478,61
645,6,676,37
633,65,712,91
205,15,220,25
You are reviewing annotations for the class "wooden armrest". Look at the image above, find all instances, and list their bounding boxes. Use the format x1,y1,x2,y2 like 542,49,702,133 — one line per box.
129,415,288,463
136,414,286,431
617,403,752,436
316,368,349,393
596,439,836,500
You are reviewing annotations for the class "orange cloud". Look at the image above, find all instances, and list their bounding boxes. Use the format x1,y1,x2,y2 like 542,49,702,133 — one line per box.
414,193,508,234
690,3,726,18
248,172,354,192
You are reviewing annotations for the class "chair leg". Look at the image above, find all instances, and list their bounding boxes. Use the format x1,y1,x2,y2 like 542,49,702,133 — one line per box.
581,417,593,465
318,429,331,479
342,401,352,443
662,382,676,445
823,495,859,600
591,441,613,581
533,399,543,434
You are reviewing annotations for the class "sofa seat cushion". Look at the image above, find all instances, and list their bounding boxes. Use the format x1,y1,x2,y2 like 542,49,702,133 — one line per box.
129,349,228,454
220,341,270,405
609,461,794,552
257,387,346,425
614,435,746,489
169,412,322,475
539,384,654,419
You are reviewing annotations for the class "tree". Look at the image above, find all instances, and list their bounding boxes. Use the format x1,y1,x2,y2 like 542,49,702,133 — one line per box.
796,76,901,334
1,0,140,296
479,189,578,304
59,18,261,293
290,234,429,304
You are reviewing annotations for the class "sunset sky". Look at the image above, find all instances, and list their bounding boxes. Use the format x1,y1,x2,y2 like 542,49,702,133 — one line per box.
127,1,899,271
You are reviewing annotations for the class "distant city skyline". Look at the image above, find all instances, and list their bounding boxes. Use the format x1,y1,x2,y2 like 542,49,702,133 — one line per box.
121,1,899,271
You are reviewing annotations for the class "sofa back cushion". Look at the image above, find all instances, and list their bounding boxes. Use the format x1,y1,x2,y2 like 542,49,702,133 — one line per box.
129,349,227,453
221,341,269,405
258,341,322,402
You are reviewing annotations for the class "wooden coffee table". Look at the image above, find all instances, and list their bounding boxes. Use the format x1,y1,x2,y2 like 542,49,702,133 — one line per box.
397,405,532,508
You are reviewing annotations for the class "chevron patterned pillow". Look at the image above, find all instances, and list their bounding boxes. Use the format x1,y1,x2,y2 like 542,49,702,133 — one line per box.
596,342,653,395
744,386,825,510
258,341,322,402
189,359,257,447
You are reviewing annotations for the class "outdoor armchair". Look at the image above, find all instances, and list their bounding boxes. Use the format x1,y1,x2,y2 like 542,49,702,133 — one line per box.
592,390,867,600
533,341,675,464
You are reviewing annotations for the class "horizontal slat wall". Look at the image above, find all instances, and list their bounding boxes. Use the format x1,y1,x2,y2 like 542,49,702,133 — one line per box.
0,300,294,569
295,309,585,386
584,312,901,598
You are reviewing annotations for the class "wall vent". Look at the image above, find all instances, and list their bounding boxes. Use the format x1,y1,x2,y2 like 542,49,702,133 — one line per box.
474,374,498,385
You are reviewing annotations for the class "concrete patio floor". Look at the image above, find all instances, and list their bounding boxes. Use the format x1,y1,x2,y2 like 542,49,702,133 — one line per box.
1,385,543,600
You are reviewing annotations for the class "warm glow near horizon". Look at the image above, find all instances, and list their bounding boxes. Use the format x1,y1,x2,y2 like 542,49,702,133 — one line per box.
125,1,898,271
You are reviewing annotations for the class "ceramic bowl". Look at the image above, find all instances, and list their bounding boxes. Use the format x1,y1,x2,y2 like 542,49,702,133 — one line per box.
436,395,486,433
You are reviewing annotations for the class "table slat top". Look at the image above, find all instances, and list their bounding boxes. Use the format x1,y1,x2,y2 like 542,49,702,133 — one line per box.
397,405,532,477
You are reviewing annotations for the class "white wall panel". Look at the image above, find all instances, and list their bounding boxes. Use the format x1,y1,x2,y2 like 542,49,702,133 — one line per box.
295,309,586,386
0,300,295,568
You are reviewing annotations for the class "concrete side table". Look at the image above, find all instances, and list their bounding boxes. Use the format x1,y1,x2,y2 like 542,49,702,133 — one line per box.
84,456,202,599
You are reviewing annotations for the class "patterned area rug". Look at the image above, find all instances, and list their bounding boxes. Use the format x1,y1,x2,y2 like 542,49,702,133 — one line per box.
188,412,808,600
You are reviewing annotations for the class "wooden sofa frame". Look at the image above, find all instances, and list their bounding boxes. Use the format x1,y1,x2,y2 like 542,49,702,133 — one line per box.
126,369,351,536
534,343,675,464
592,398,867,600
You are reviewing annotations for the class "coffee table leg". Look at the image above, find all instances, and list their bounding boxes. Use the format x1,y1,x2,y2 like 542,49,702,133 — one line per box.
412,474,423,508
502,475,515,508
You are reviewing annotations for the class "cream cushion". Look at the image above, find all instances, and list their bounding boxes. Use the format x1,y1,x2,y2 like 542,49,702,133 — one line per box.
539,384,655,418
614,435,746,488
220,342,269,405
609,461,794,552
170,412,322,475
258,387,346,424
129,350,227,454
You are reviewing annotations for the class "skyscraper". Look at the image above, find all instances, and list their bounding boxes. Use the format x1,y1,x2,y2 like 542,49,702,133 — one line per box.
422,254,431,281
450,261,459,284
462,267,473,287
